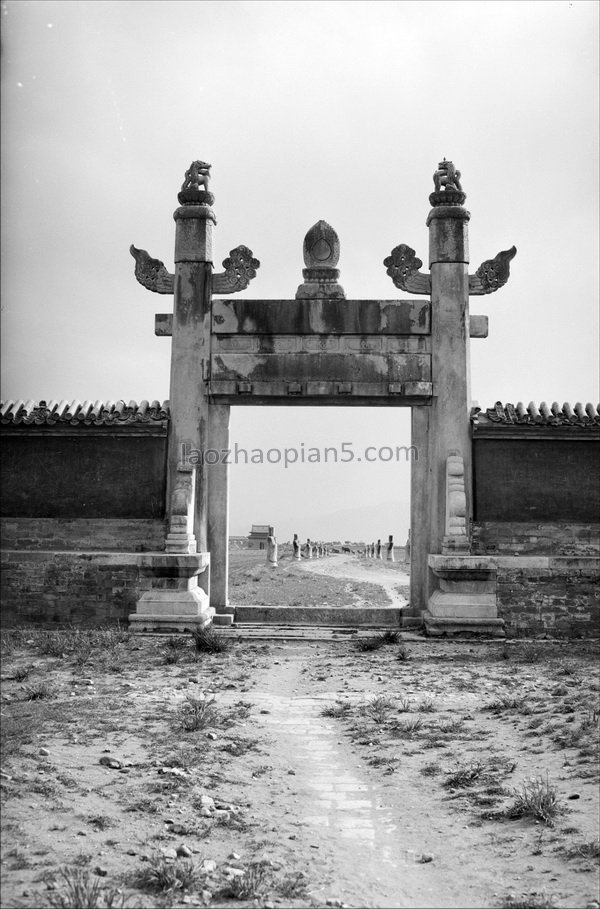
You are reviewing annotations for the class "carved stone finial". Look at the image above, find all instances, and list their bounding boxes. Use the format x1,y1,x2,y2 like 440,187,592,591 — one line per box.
430,158,466,207
178,160,214,206
383,244,431,295
469,246,517,295
296,221,345,300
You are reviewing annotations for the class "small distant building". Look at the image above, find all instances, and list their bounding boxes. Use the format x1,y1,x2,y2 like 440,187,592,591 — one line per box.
247,524,273,550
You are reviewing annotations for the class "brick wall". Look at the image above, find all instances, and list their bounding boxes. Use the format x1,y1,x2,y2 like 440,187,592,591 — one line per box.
473,522,600,557
1,517,167,552
0,551,155,627
494,557,600,638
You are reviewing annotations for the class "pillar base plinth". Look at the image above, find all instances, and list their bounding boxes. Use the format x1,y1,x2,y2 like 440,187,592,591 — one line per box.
423,611,505,638
426,554,503,637
130,551,212,632
129,609,215,634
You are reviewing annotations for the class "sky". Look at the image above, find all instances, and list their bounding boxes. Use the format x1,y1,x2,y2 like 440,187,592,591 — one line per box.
1,0,598,542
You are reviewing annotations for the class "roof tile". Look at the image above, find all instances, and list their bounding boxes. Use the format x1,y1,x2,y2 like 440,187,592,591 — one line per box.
471,401,600,428
0,399,171,426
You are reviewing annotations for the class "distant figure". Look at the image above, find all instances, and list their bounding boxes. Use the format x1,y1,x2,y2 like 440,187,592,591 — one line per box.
387,534,395,562
266,534,278,568
293,533,301,561
376,539,383,560
405,529,411,562
306,538,312,559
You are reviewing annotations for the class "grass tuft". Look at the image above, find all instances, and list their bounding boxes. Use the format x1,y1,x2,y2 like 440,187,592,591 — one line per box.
505,775,561,825
498,895,557,909
484,694,531,715
364,695,395,724
177,695,219,732
321,701,352,718
22,680,56,700
390,717,424,738
190,626,231,654
563,838,600,860
44,867,130,908
443,762,485,788
132,854,199,893
226,861,272,900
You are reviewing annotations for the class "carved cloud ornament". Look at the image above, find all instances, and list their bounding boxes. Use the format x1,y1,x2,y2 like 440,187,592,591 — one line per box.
469,247,517,295
212,246,260,294
383,244,431,295
130,244,259,295
130,245,175,294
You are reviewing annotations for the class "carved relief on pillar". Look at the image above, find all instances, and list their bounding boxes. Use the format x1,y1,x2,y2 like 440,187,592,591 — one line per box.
442,450,470,554
165,464,198,554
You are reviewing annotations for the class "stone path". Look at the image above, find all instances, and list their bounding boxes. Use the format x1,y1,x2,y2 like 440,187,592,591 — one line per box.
300,553,410,610
233,644,500,908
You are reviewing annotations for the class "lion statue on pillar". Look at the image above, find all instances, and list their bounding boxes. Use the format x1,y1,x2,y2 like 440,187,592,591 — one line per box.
433,158,462,192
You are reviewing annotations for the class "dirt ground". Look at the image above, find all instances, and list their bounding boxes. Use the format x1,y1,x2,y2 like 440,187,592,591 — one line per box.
1,555,599,909
228,551,409,610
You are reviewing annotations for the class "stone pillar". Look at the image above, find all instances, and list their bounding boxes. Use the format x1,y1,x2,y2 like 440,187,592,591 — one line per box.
167,177,216,554
306,539,312,559
424,178,472,599
130,163,215,632
207,403,230,611
386,535,395,562
376,539,383,560
408,406,430,619
293,533,301,560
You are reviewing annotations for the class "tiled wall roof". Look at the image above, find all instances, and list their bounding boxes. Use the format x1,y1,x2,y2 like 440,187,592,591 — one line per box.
2,398,598,428
472,401,600,427
0,400,170,425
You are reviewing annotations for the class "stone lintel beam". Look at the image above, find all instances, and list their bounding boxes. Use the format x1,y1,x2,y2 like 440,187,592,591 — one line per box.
156,309,487,338
207,379,433,402
213,299,430,335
